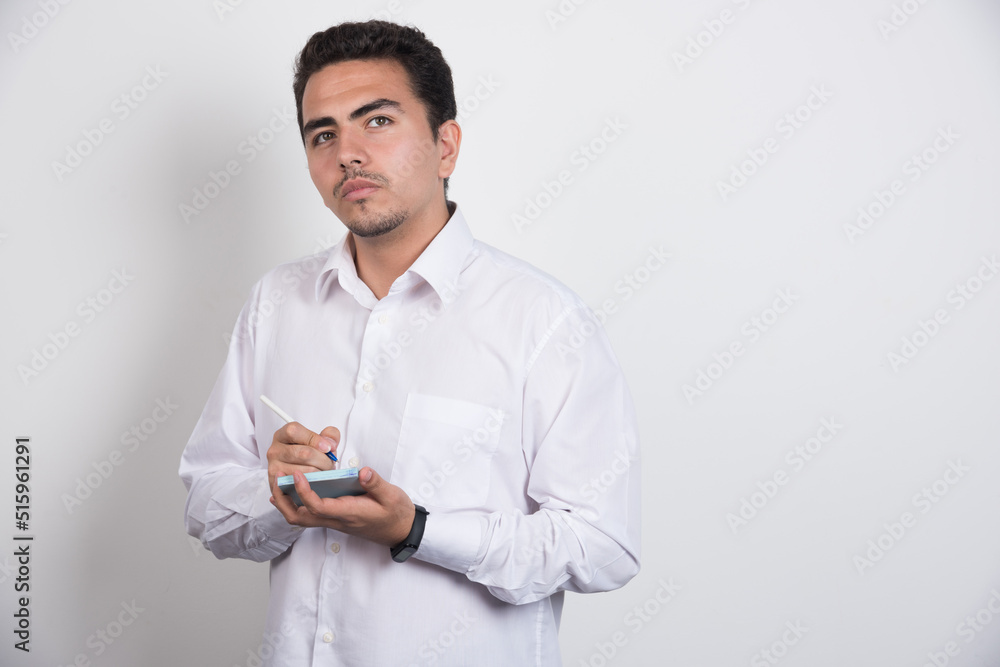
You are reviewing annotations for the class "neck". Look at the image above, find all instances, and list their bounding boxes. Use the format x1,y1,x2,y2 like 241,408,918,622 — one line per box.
350,198,453,300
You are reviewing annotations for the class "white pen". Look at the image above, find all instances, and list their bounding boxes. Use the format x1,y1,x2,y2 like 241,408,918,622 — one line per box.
260,394,338,462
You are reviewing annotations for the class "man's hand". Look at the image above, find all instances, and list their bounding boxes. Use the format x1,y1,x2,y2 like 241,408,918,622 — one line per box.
270,466,415,547
266,422,339,492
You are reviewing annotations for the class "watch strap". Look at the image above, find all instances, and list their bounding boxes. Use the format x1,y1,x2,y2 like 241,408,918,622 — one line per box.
390,504,428,562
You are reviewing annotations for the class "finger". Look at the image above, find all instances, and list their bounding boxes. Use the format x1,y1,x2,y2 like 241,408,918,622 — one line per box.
318,427,341,462
294,471,342,520
271,469,293,504
319,426,341,447
272,439,332,472
279,421,318,446
270,482,300,522
269,423,335,472
272,473,326,526
305,430,338,464
293,470,317,503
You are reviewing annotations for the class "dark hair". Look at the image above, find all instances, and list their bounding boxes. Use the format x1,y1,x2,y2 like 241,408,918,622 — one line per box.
293,20,457,194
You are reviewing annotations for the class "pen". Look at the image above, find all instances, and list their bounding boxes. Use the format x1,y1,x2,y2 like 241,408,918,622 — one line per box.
260,394,338,463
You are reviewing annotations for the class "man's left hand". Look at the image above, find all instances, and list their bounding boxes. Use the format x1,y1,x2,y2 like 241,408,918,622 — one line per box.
270,466,415,547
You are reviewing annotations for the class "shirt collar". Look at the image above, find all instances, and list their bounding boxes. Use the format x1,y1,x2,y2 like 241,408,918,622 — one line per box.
315,201,475,305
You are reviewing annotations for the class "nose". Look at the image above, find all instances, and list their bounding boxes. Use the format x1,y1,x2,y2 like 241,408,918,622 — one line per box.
336,126,367,171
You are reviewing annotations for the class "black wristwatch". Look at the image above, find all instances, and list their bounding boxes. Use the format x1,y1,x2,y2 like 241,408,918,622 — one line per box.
390,504,428,563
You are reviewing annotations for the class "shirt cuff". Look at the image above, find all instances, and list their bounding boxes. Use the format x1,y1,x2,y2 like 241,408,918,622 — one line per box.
250,476,306,547
412,510,484,574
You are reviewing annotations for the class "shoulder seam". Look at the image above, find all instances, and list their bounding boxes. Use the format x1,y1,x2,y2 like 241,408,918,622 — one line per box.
522,303,588,381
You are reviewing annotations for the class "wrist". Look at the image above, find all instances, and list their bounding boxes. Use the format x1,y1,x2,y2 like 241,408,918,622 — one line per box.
390,504,428,563
390,505,415,545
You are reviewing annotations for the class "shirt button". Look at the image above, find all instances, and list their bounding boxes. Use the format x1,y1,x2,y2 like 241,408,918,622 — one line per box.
378,313,389,325
322,632,334,643
348,457,359,467
363,381,374,393
330,542,341,554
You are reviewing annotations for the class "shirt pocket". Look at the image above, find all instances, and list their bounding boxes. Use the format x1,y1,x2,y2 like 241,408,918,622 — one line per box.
390,392,504,509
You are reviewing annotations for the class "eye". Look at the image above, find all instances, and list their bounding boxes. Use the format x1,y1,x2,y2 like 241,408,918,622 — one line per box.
313,131,334,146
368,116,391,128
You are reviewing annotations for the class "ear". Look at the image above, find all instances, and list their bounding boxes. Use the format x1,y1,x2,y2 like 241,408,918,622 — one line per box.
436,119,462,180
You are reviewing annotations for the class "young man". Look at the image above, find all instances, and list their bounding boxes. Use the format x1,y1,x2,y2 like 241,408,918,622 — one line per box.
179,20,641,666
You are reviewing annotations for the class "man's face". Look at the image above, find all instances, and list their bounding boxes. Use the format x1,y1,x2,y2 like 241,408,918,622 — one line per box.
300,59,451,238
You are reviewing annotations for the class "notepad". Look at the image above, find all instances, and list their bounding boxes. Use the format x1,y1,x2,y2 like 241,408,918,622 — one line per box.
277,468,366,506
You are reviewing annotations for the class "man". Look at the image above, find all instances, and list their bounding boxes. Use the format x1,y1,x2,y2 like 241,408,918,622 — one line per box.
179,20,640,666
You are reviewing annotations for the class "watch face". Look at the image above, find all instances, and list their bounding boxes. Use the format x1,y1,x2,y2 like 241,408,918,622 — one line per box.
392,545,417,562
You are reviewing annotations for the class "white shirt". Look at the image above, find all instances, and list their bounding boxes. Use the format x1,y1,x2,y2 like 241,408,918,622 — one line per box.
179,202,641,666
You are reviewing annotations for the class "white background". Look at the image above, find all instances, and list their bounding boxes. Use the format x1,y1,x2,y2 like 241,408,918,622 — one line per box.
2,0,999,665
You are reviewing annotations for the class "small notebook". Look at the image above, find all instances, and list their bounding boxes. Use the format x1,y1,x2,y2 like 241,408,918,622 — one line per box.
277,468,366,505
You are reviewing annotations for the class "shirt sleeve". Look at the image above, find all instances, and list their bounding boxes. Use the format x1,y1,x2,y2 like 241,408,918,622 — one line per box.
415,304,642,604
178,281,305,562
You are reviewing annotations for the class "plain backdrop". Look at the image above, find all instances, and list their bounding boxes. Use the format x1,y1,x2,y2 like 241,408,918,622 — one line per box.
2,1,999,665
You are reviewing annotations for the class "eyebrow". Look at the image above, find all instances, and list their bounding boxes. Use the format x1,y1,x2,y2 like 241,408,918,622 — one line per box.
302,98,404,138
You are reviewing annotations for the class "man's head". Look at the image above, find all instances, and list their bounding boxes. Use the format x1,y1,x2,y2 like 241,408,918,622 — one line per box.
293,21,460,239
294,21,456,148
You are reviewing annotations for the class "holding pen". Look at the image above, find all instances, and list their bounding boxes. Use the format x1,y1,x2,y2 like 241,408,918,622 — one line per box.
260,394,338,463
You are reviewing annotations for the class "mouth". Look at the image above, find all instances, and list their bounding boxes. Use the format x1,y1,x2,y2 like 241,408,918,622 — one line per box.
340,178,382,201
343,186,379,201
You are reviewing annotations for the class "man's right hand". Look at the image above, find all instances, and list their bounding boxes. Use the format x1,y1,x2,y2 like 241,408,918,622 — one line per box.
266,423,340,492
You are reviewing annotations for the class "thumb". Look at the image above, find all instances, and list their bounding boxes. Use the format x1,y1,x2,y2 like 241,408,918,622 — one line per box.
359,466,382,494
